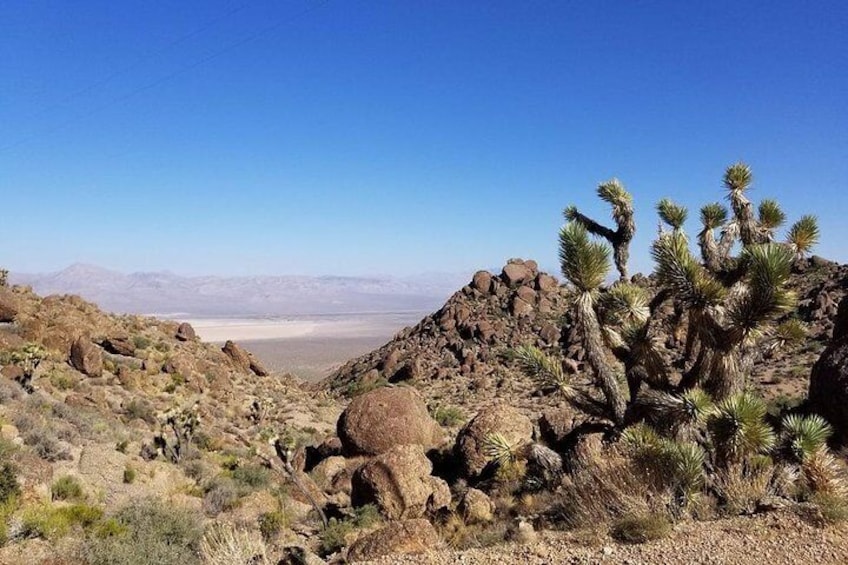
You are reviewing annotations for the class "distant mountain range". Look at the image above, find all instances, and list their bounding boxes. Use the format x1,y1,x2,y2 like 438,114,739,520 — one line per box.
10,263,474,318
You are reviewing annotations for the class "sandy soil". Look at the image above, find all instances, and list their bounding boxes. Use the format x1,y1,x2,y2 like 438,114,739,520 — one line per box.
185,313,423,381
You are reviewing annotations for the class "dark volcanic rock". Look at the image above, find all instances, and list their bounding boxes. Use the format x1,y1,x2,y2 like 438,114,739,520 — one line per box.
221,340,268,376
0,289,19,323
809,295,848,440
100,336,135,357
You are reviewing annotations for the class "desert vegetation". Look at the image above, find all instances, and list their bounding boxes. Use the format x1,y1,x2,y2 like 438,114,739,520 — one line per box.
0,162,846,563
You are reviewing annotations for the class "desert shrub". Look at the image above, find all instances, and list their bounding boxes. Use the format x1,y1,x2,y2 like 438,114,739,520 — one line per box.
318,504,381,555
810,492,848,525
22,427,71,462
610,512,671,543
82,498,203,565
131,335,152,350
432,405,465,427
48,370,76,391
714,458,777,515
124,398,156,424
200,523,269,565
258,511,286,542
345,377,388,397
20,503,103,540
52,475,84,501
230,464,270,490
123,466,136,485
202,476,244,516
0,379,23,403
0,462,20,505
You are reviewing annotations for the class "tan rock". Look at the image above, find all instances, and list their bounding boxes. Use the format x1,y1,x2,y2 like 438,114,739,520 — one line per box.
70,336,103,377
460,488,495,523
337,387,443,456
346,519,440,563
455,404,533,479
351,445,450,519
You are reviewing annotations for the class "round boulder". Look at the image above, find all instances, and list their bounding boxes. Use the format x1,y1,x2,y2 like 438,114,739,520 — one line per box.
460,488,495,523
70,336,103,377
455,404,533,479
346,519,440,563
350,444,450,519
337,386,443,456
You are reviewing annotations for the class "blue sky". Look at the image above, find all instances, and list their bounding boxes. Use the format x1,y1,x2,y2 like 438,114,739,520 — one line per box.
2,1,846,277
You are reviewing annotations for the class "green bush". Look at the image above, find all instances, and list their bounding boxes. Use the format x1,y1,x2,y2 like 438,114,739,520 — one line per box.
230,464,270,490
52,475,84,501
318,504,381,556
432,405,465,427
20,503,103,540
131,335,152,350
82,498,203,565
0,462,20,504
202,476,244,516
123,466,136,485
258,511,287,542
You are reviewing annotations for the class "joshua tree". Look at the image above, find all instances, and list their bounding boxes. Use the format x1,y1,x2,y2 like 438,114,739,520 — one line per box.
155,403,201,463
0,269,8,287
558,222,627,423
564,179,635,281
514,162,816,429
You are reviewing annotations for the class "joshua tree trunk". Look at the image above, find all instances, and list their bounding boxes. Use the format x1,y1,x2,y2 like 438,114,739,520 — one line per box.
698,229,722,273
575,293,626,423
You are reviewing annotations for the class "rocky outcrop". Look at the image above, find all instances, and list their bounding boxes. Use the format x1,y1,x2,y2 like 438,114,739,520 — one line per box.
100,336,135,357
69,336,103,377
809,295,848,440
351,444,450,519
222,340,269,376
455,404,533,479
324,259,568,405
0,289,19,323
337,387,443,456
346,519,440,563
175,322,196,342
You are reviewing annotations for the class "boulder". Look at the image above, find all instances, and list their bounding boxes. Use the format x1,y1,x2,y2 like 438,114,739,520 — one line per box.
471,271,493,294
70,337,103,377
809,296,848,440
0,289,19,323
502,262,531,286
175,322,196,342
337,387,443,456
459,488,495,523
100,336,135,357
351,445,450,519
455,404,533,479
536,273,559,293
221,340,268,376
510,296,533,317
346,519,440,563
539,407,583,449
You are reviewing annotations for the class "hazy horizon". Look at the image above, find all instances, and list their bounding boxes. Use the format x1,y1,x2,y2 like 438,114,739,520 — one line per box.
3,2,846,277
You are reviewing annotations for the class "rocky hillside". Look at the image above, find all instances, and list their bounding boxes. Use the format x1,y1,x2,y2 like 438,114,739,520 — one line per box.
324,256,848,412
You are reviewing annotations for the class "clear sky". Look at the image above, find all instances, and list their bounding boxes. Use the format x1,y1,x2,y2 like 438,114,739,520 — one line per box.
2,1,846,277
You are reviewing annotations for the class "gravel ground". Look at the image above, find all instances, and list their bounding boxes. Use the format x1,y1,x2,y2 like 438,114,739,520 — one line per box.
365,511,848,565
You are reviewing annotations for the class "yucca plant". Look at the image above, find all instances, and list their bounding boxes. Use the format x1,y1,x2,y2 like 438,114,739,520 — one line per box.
508,345,574,398
559,222,626,423
786,214,820,261
698,202,729,273
780,414,832,463
769,319,807,352
564,179,635,281
708,392,776,465
723,162,760,247
657,198,688,234
757,199,786,241
482,433,519,467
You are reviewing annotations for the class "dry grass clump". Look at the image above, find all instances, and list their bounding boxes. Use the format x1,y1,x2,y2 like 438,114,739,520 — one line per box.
610,512,671,543
199,524,269,565
437,512,508,550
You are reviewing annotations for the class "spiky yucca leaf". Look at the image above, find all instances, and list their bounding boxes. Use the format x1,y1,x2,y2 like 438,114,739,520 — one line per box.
651,233,725,308
621,422,663,450
782,414,833,463
599,283,650,327
757,199,786,231
657,198,688,231
559,222,611,292
596,178,633,223
669,441,707,497
709,392,776,463
726,244,796,339
700,203,728,229
801,449,847,498
508,345,574,397
482,433,518,467
787,215,820,258
681,388,715,424
723,162,752,192
772,319,807,349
